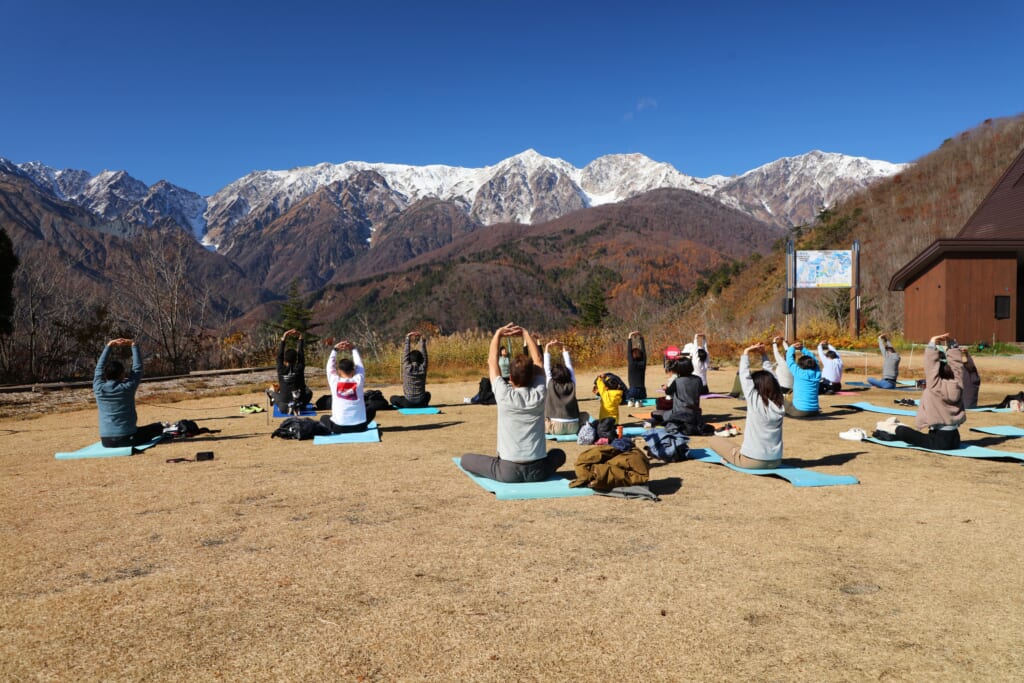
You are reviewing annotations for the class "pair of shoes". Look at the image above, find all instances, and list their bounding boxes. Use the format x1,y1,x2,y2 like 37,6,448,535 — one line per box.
240,404,265,414
463,397,472,404
894,398,916,407
839,427,868,441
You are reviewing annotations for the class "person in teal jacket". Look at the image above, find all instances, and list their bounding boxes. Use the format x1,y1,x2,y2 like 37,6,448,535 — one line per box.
785,342,821,417
93,339,164,448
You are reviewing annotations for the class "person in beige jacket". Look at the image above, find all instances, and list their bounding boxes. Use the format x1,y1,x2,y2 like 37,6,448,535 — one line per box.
884,333,965,450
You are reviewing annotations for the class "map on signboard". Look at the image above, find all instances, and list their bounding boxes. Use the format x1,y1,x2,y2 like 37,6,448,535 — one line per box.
796,250,853,288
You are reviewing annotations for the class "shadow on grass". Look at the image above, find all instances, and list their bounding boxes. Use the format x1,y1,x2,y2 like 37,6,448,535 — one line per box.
783,451,863,468
649,477,683,496
381,420,464,433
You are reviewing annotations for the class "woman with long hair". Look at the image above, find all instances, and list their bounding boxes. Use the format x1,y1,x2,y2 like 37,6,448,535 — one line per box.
708,343,785,469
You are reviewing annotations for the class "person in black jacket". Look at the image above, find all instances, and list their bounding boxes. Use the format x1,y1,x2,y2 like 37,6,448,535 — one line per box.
268,329,313,414
625,331,647,408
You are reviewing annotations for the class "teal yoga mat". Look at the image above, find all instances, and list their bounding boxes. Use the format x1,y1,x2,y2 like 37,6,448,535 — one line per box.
545,434,578,442
395,407,441,415
641,398,657,407
452,457,593,500
846,380,910,390
55,436,164,460
313,422,381,444
865,437,1024,461
967,406,1013,413
272,404,316,418
690,448,859,487
969,425,1024,437
837,401,916,416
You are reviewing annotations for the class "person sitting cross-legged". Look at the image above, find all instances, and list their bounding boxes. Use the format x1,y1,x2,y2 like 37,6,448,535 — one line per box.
390,331,431,408
94,338,165,448
321,340,377,434
460,323,566,483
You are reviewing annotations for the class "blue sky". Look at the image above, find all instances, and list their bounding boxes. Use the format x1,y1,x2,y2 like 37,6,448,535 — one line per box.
3,0,1022,196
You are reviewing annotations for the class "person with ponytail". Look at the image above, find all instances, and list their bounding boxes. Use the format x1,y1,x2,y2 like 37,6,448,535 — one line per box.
707,343,785,469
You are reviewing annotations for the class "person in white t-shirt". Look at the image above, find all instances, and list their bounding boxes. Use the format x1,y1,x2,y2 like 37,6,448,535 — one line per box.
460,323,566,482
320,340,376,433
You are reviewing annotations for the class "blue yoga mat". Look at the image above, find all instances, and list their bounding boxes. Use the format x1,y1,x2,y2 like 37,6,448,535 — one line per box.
55,436,164,460
640,398,657,407
967,406,1013,413
272,404,317,418
865,436,1024,461
395,407,441,415
837,401,917,416
452,457,593,500
313,422,380,444
846,380,904,390
690,448,859,487
969,425,1024,437
545,434,578,442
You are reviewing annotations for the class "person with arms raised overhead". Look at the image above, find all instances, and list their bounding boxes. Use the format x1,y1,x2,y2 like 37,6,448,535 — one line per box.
460,323,566,483
687,332,711,395
543,339,586,436
867,334,901,390
770,336,794,394
875,333,965,450
391,330,430,408
817,339,844,394
785,341,821,417
321,340,376,434
624,330,647,408
93,338,164,448
268,328,313,414
961,347,981,409
707,343,785,469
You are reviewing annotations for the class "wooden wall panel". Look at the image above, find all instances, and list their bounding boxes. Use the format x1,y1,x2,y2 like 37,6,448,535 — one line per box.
904,260,947,341
903,256,1017,343
944,257,1016,343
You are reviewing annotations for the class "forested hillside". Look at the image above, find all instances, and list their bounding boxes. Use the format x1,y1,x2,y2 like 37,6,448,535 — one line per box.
674,114,1024,342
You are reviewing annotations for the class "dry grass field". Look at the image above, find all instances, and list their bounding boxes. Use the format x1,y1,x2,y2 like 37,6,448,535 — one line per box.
2,357,1023,682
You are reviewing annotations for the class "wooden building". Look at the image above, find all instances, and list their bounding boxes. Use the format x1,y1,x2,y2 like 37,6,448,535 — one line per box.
889,146,1024,343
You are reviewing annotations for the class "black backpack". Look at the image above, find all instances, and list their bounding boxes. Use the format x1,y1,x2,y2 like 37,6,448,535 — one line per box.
271,417,327,440
595,417,618,442
364,389,392,412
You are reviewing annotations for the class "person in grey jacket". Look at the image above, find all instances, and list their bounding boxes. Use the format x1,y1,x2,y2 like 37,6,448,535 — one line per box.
390,331,430,408
708,344,785,469
93,339,164,448
867,334,901,389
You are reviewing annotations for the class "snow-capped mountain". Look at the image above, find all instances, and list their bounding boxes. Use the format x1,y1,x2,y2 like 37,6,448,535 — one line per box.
10,163,208,240
716,150,907,226
4,148,906,248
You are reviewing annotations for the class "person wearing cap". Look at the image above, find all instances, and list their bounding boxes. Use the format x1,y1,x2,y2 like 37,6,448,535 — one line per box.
877,333,965,450
460,324,566,482
93,338,165,448
867,334,901,390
